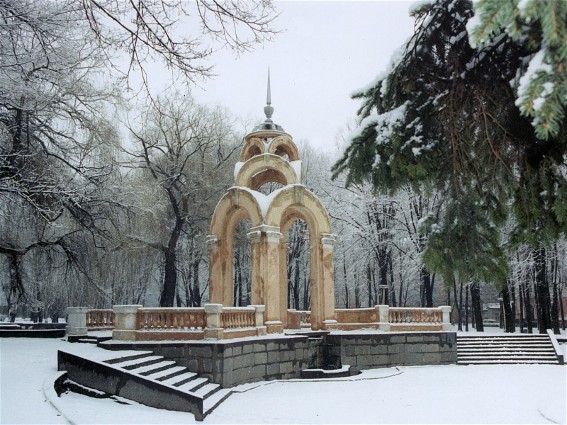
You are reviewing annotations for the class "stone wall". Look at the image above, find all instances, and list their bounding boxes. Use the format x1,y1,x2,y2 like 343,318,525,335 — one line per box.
101,331,457,388
325,332,457,370
102,334,311,388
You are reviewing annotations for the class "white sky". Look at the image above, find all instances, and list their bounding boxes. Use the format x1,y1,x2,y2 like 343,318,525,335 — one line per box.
190,1,416,156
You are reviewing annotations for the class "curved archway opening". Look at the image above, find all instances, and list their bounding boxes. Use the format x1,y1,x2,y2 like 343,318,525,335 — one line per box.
258,181,285,196
251,168,288,191
285,219,310,311
232,219,252,306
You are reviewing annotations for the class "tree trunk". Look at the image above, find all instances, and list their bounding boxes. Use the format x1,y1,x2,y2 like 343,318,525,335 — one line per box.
519,279,525,333
367,264,373,307
470,282,484,332
343,258,349,309
293,260,300,310
465,282,469,332
354,272,360,308
191,259,202,307
501,284,515,333
533,245,552,333
420,266,433,307
551,243,560,334
525,279,533,333
159,218,182,307
452,277,462,331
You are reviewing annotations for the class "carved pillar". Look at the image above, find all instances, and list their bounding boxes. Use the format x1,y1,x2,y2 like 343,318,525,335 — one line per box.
310,234,338,330
112,305,142,341
440,306,452,331
204,303,224,339
321,234,338,330
279,238,289,328
206,235,225,304
66,307,88,337
248,225,283,333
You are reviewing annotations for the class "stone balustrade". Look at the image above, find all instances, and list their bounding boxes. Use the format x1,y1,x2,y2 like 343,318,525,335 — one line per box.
137,308,206,330
116,304,267,341
86,309,115,330
67,304,267,341
287,305,452,331
69,304,452,340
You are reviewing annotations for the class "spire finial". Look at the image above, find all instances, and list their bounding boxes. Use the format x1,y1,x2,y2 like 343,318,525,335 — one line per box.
264,68,274,121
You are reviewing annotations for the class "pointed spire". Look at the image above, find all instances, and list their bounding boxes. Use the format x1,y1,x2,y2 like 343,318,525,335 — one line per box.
264,68,274,121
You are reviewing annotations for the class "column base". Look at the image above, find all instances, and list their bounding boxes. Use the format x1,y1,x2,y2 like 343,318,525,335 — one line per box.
112,330,137,341
265,321,284,334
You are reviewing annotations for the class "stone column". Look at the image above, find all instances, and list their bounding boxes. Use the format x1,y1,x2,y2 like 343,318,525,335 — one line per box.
112,305,142,341
377,304,391,331
312,234,337,330
67,307,88,337
440,306,452,331
278,238,289,328
247,229,264,306
248,225,283,334
207,234,225,305
204,303,224,339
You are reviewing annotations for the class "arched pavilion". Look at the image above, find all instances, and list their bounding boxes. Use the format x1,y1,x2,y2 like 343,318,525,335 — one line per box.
207,75,337,332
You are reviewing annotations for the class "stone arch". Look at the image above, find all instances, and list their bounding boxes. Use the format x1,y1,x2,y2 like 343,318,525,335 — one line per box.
235,154,300,190
264,186,335,330
209,188,263,306
239,137,265,162
268,135,300,161
264,185,331,232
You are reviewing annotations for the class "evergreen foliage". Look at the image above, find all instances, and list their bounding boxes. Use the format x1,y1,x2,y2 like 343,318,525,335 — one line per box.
332,0,567,289
469,0,567,141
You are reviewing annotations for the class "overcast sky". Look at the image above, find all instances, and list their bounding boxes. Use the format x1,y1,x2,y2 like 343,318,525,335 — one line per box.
190,1,416,157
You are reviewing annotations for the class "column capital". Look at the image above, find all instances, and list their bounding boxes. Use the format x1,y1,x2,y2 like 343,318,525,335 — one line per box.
247,225,282,244
206,234,219,250
321,233,337,248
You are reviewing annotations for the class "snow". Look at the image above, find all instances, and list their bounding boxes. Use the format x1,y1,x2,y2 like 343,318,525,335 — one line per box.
1,336,565,424
408,0,434,16
516,49,554,112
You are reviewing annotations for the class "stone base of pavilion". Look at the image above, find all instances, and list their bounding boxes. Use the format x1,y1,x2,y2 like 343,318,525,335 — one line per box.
67,304,456,388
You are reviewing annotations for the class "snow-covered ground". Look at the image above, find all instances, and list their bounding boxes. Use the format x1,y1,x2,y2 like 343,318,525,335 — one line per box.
1,335,566,424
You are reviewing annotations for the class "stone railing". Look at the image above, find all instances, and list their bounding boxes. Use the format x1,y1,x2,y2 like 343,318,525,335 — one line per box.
287,305,452,332
67,304,266,341
86,309,115,330
137,308,206,330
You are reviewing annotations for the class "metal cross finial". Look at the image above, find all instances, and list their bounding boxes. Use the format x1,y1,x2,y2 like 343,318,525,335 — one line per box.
264,68,274,121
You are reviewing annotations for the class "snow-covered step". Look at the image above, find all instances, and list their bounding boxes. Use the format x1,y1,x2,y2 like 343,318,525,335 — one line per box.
108,354,165,370
176,377,209,393
192,382,221,398
144,365,188,381
458,346,554,351
61,348,233,421
203,388,233,417
160,371,199,387
130,360,178,376
457,333,559,365
459,359,559,365
103,351,154,364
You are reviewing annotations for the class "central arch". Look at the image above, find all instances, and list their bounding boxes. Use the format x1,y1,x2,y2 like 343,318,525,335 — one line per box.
265,186,336,330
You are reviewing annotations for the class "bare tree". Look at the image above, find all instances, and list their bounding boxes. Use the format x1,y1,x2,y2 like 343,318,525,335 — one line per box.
126,92,239,307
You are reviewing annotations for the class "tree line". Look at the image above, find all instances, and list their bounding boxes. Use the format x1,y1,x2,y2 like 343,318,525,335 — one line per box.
1,0,565,334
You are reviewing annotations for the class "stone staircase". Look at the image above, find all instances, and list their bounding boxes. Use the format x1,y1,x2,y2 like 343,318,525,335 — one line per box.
457,334,560,365
58,349,232,420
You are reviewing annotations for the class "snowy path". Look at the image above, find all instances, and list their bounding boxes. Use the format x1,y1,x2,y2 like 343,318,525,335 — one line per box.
1,337,565,424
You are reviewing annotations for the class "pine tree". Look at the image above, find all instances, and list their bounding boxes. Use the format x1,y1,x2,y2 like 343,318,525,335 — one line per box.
468,0,567,141
332,0,567,332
